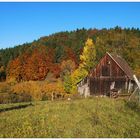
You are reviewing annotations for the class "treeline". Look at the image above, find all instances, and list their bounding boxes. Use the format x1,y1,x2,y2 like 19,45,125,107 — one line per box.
0,26,140,82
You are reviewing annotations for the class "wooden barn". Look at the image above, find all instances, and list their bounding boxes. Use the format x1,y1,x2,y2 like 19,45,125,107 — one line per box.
77,52,135,97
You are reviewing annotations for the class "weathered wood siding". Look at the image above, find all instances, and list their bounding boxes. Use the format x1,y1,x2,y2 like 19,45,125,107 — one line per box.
90,54,126,78
89,77,126,95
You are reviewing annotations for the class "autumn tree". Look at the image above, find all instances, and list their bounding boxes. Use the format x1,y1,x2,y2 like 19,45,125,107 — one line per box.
63,74,72,93
65,47,78,66
50,63,61,78
71,68,88,86
71,38,96,86
6,57,22,82
80,38,96,71
0,66,6,81
6,46,55,81
60,59,76,81
61,60,76,93
64,38,96,94
22,47,54,81
66,38,96,92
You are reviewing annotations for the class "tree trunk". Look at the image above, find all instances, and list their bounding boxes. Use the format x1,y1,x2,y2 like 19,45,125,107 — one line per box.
51,92,54,101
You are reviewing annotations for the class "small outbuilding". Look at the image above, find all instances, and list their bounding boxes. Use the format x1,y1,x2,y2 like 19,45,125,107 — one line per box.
77,52,135,97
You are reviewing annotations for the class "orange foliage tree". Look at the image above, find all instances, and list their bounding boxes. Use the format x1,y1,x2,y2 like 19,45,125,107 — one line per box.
7,46,55,81
65,47,78,66
6,57,22,82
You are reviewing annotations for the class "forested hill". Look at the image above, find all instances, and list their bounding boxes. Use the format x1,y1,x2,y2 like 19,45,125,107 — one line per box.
0,26,140,81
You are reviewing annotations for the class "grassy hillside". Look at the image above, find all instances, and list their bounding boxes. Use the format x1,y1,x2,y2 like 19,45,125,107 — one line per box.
0,98,140,138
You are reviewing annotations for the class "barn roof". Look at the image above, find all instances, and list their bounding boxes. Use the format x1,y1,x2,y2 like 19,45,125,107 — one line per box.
107,52,134,80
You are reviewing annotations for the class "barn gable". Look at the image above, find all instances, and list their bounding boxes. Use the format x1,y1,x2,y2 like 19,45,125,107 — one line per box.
107,52,133,80
90,52,134,80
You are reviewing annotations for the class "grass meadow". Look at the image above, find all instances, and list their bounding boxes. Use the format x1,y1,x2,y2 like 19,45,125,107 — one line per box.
0,97,140,138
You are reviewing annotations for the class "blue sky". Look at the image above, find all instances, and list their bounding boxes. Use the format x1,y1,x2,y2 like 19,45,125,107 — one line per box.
0,2,140,49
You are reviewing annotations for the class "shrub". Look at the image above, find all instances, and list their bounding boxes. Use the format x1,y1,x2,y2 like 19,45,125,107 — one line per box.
11,80,67,101
0,82,31,104
0,82,10,93
0,93,31,104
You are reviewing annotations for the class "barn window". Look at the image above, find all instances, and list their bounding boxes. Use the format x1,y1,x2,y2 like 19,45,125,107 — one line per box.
102,65,110,76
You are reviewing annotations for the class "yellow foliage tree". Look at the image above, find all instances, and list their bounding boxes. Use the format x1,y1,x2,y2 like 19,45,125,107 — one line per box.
65,38,96,94
71,68,88,86
72,38,96,84
80,38,96,71
70,67,88,94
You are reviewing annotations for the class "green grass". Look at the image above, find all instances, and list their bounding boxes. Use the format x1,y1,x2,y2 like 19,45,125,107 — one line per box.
0,97,140,138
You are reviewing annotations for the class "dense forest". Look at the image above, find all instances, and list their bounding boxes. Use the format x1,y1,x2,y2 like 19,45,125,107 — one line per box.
0,26,140,82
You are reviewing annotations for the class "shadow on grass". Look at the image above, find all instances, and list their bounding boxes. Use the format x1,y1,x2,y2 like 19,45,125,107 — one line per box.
124,100,140,116
0,103,34,113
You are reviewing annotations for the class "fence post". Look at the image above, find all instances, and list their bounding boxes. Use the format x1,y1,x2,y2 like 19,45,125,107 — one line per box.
133,75,140,103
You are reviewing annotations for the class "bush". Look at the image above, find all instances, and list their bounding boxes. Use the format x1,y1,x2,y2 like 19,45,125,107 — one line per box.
11,80,67,101
0,82,31,104
0,93,31,104
0,82,10,93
